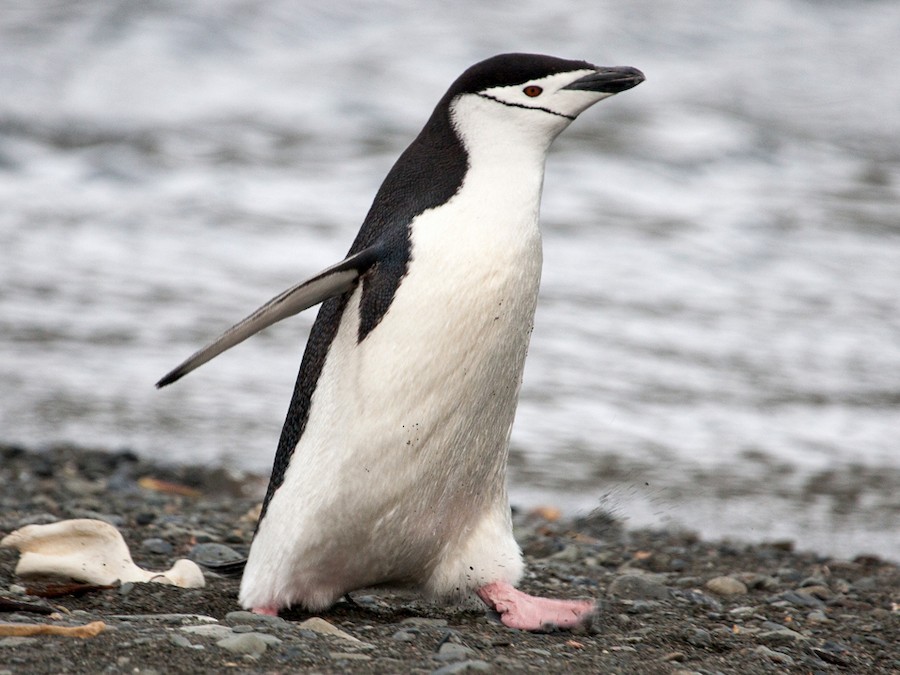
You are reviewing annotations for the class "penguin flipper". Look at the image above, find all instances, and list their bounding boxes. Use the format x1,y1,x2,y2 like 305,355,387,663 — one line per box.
156,246,380,388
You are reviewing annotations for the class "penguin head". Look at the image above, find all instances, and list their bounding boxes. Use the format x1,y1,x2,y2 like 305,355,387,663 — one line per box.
444,53,644,150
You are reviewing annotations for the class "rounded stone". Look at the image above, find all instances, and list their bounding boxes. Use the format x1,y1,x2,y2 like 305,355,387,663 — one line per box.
141,538,174,556
607,574,670,601
190,543,244,566
217,632,281,656
705,576,748,596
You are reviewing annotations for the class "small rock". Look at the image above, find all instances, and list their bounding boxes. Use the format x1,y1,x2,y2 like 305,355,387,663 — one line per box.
232,624,255,634
392,629,417,642
734,573,779,591
705,576,747,596
216,632,281,656
169,633,195,648
118,582,135,596
671,589,722,611
521,538,562,558
0,637,37,648
224,610,284,626
550,544,581,562
755,645,795,665
401,617,448,627
757,627,807,644
432,660,492,674
141,538,173,555
797,585,831,600
806,609,830,623
297,617,369,646
7,585,26,595
685,628,711,648
607,574,670,601
190,543,244,566
135,512,156,526
780,590,824,608
624,600,663,614
436,642,475,662
329,652,372,661
181,624,234,640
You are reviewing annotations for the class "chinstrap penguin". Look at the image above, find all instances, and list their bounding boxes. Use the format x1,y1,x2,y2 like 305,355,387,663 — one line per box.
158,53,644,631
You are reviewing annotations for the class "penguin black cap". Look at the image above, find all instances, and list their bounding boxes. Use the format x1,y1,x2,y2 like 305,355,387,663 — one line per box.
445,53,645,100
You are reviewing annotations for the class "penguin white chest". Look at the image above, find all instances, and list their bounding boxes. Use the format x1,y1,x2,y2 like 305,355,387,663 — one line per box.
243,167,546,609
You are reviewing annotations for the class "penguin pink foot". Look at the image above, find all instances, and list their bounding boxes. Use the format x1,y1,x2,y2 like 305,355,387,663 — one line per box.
252,606,279,616
476,581,596,631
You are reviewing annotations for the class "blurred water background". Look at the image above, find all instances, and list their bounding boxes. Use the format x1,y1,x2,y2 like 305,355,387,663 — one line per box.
1,1,898,560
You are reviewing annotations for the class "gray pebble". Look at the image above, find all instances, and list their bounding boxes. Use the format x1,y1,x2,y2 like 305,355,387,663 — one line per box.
436,642,475,662
181,624,234,640
737,573,779,591
757,627,807,644
754,645,795,665
190,542,244,566
671,589,722,611
119,582,135,596
685,628,711,648
217,632,281,656
392,629,417,642
232,624,255,634
807,609,830,623
549,544,581,562
432,660,492,674
607,574,670,600
168,633,195,648
7,584,26,595
624,600,663,614
705,576,747,596
0,637,37,648
329,652,373,661
141,538,174,555
402,617,448,627
224,610,284,626
779,590,824,608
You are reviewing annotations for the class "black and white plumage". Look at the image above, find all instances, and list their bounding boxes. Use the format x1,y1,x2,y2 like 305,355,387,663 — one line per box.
158,53,644,630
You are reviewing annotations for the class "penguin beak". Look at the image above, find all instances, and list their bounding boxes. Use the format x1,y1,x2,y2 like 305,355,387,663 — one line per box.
563,66,645,94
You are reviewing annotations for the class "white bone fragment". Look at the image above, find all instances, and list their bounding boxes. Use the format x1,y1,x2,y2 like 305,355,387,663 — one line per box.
1,519,205,588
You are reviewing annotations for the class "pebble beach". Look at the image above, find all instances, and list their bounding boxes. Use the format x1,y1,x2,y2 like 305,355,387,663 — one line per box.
1,443,897,674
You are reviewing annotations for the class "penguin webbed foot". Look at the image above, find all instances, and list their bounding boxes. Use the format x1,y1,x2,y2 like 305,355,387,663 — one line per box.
251,606,279,617
476,581,597,632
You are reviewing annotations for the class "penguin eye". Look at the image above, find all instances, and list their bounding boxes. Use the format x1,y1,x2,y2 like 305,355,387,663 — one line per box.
523,85,543,97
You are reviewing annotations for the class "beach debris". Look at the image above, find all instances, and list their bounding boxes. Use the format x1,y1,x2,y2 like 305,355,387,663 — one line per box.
1,519,205,588
0,620,106,638
137,477,202,497
0,598,54,615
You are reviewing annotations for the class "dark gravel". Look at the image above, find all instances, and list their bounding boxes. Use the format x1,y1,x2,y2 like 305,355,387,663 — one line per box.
1,443,898,674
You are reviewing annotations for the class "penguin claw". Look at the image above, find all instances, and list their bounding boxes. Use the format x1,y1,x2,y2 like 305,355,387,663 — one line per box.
476,581,597,632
